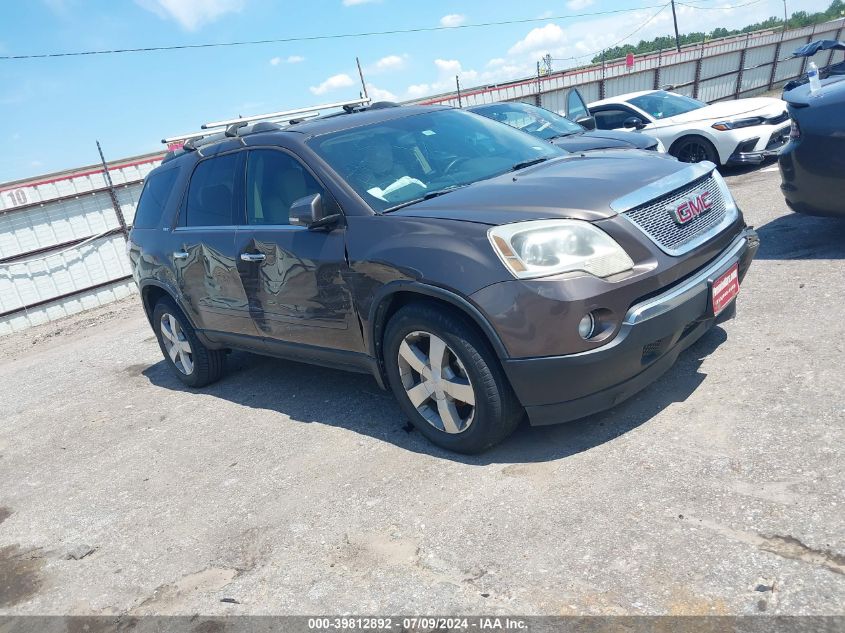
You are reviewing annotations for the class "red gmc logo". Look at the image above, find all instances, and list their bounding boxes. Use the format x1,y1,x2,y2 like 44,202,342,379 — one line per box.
668,190,712,225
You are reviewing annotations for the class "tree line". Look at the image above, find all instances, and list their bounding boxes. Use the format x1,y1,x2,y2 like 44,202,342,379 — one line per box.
591,0,845,63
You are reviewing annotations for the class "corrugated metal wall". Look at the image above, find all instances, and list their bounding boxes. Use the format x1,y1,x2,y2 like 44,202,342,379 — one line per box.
0,155,163,336
412,19,845,110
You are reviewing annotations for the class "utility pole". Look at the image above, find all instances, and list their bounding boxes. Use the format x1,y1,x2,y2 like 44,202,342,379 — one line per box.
782,0,788,33
670,0,681,53
356,57,369,101
456,75,462,108
96,141,128,239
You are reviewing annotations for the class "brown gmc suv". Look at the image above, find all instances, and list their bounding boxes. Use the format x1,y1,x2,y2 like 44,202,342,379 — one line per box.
129,101,758,453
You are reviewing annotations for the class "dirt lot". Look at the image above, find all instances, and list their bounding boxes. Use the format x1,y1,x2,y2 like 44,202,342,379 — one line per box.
0,164,843,616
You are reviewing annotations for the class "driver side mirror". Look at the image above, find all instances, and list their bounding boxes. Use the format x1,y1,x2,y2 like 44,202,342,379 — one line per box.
289,193,341,230
623,116,646,130
575,115,596,131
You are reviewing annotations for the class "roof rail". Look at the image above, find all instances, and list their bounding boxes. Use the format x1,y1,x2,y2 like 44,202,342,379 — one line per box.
161,97,371,146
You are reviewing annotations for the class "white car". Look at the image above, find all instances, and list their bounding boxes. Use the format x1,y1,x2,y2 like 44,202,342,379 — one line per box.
566,89,791,166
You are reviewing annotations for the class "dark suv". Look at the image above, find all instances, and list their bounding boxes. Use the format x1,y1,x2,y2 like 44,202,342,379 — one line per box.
130,102,758,453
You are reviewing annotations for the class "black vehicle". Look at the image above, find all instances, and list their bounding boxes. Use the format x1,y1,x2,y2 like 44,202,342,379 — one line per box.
779,40,845,217
131,100,757,453
467,101,663,153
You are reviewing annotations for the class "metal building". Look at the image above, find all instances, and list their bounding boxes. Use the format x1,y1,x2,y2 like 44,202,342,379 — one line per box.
0,152,163,336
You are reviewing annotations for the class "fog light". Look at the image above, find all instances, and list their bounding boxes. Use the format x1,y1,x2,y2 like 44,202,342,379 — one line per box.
578,313,596,339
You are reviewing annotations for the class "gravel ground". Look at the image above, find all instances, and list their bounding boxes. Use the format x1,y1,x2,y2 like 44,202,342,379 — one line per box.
0,163,843,616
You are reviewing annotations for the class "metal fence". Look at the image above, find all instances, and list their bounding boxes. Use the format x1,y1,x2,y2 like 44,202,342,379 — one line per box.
0,154,163,336
412,19,845,110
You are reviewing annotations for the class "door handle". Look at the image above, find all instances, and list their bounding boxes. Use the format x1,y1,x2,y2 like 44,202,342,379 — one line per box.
173,251,189,260
240,252,266,262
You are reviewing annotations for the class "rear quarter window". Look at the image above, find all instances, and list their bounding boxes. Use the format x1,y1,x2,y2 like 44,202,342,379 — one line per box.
133,168,178,229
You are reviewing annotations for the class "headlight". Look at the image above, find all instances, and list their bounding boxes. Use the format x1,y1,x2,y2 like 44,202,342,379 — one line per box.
711,117,764,131
488,219,634,280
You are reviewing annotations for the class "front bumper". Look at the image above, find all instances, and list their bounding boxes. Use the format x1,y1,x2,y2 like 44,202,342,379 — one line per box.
502,228,759,426
726,125,790,165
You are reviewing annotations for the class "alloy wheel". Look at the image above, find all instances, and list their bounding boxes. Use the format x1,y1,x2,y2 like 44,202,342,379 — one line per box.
677,141,710,163
397,331,476,434
160,313,194,375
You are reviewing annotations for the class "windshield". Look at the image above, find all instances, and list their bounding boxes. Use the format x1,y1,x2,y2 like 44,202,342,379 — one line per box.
627,91,707,120
307,109,563,212
470,102,584,140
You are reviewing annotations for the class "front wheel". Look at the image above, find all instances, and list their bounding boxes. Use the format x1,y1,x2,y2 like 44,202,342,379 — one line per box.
383,303,523,453
670,136,720,165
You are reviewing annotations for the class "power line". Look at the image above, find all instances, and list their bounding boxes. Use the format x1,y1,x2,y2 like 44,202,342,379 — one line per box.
550,3,672,63
1,5,669,61
675,0,765,9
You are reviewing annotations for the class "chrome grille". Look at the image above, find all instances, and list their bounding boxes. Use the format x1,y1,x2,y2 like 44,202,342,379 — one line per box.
622,174,734,256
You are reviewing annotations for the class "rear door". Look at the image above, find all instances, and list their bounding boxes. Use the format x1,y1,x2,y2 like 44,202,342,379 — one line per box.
236,148,361,352
171,151,258,339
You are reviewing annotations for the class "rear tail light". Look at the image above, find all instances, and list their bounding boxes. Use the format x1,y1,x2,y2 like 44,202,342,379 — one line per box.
789,120,801,140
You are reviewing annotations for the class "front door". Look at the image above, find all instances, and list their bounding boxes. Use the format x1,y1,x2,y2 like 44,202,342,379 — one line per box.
236,148,360,353
171,151,258,340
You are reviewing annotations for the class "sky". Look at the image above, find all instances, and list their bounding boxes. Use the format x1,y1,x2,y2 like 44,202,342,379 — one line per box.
0,0,832,182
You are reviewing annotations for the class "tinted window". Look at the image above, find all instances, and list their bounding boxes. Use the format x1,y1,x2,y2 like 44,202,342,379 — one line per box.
472,103,582,140
593,108,635,130
184,153,240,227
308,109,561,212
246,150,326,225
627,91,706,120
134,168,177,229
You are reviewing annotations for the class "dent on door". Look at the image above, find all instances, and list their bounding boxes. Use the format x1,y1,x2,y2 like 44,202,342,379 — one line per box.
238,230,357,350
175,234,253,334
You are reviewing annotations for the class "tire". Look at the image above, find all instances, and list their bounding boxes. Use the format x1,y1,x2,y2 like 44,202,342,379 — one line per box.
152,297,225,388
670,135,720,165
383,302,523,454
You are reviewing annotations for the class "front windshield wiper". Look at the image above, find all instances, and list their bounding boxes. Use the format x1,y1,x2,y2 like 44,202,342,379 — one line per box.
510,157,552,171
548,131,578,140
383,185,467,213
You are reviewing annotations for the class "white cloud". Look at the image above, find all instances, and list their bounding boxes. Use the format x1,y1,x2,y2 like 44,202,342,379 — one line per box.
367,84,397,101
439,14,466,28
270,55,305,66
135,0,245,30
406,83,431,98
342,0,378,5
373,54,406,72
486,58,506,67
508,23,566,56
434,59,462,74
566,0,594,10
310,73,355,95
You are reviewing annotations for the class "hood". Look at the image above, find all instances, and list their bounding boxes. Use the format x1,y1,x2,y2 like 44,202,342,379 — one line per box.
550,129,656,151
390,150,695,225
655,97,786,127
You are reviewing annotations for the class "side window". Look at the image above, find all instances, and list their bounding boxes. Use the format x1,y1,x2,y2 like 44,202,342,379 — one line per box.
134,168,178,229
567,91,588,121
184,153,240,227
245,150,326,225
593,108,633,130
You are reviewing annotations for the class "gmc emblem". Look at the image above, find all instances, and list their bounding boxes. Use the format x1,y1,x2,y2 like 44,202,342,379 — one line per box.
668,190,712,225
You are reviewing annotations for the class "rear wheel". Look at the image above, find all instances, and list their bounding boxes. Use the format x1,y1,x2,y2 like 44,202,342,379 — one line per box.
383,303,523,453
671,136,720,165
152,298,225,388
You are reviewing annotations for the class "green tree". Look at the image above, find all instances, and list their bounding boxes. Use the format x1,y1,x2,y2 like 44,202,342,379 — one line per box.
590,0,844,64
